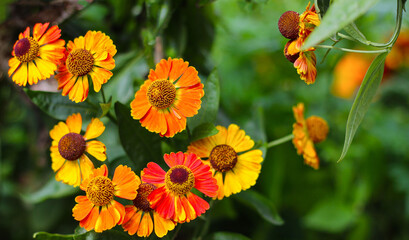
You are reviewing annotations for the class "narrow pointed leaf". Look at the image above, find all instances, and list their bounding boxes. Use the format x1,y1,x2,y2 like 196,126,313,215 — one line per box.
343,23,369,45
234,190,284,225
191,123,219,142
338,52,387,162
302,0,379,50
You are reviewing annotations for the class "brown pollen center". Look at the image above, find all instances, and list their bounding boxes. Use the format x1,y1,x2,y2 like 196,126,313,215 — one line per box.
86,176,115,206
147,79,176,109
58,133,86,160
66,49,94,76
133,183,156,212
210,144,238,172
14,37,39,62
165,165,195,196
306,116,329,143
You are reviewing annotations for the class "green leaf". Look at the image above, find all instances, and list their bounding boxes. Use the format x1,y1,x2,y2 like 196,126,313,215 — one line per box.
105,52,148,104
338,52,387,162
302,0,379,50
191,123,219,142
33,229,131,240
303,198,357,233
209,232,251,240
343,23,369,45
187,69,220,131
20,177,78,204
114,102,162,169
233,190,284,225
315,0,330,18
25,90,99,121
99,101,112,118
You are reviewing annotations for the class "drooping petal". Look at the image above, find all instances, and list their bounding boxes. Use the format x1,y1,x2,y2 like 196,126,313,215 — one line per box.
153,211,176,238
85,140,106,161
65,113,82,134
55,160,81,186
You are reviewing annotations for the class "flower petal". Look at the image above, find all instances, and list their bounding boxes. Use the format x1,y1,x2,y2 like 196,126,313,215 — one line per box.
84,118,105,140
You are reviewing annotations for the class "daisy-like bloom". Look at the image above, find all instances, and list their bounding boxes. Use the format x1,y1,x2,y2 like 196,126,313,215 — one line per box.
142,152,218,223
8,22,65,86
122,178,176,238
49,113,107,186
55,31,117,103
72,164,139,233
280,2,320,84
130,58,204,138
292,103,329,169
187,124,263,200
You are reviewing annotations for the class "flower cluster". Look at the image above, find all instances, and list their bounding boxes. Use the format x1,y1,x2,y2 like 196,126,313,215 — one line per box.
278,2,320,84
9,23,116,103
11,6,331,237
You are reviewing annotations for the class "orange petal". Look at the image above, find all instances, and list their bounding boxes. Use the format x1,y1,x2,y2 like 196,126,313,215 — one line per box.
65,113,82,134
153,211,176,238
112,165,139,200
137,212,153,237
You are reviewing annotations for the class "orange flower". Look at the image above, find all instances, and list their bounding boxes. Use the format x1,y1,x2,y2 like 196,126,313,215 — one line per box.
130,58,204,138
142,152,218,223
331,53,371,99
49,113,106,186
8,23,65,86
122,178,176,238
72,164,139,233
282,2,320,84
55,31,116,103
292,103,328,169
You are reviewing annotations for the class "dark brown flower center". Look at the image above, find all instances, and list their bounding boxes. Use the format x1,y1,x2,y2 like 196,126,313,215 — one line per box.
306,116,329,143
66,49,94,76
14,37,39,62
58,133,86,160
165,165,195,196
86,176,115,206
133,183,156,212
278,11,300,40
147,80,176,109
209,144,238,172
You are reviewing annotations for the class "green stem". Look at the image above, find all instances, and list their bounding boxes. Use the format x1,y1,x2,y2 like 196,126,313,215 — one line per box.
106,112,117,125
100,87,107,104
197,199,215,240
266,134,294,149
186,124,192,142
315,45,389,54
171,224,182,240
337,0,403,48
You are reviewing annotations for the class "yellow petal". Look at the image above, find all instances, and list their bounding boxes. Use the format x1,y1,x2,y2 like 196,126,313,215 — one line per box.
84,118,105,140
86,140,106,161
66,113,82,134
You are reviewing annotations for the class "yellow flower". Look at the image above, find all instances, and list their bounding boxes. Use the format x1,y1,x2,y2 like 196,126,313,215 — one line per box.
55,31,116,103
8,22,65,86
292,103,328,169
49,113,107,186
187,124,263,200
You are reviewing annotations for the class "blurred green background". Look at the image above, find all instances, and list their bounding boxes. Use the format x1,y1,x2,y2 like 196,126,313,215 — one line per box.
1,0,409,239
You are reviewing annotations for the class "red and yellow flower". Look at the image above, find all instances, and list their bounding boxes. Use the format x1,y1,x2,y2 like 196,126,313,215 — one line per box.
72,164,139,232
55,31,116,103
8,22,65,86
292,103,328,169
142,152,217,223
187,124,263,200
122,177,176,238
49,113,106,186
280,2,320,84
130,58,204,138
